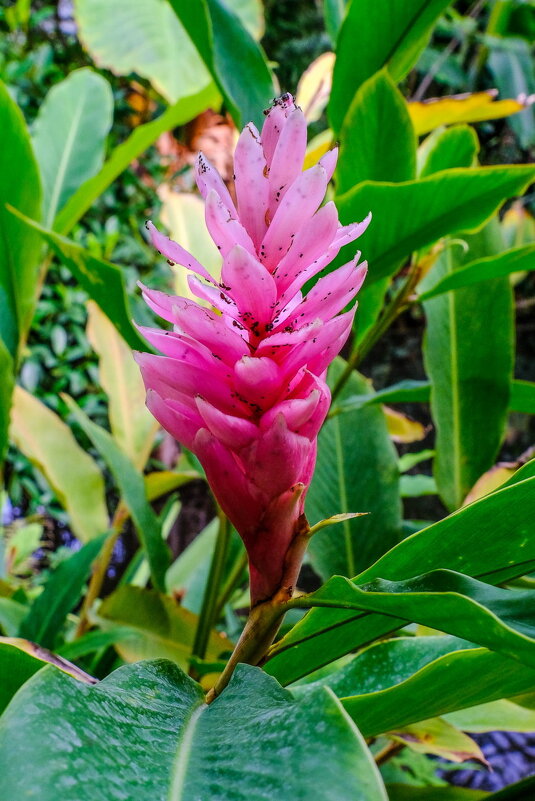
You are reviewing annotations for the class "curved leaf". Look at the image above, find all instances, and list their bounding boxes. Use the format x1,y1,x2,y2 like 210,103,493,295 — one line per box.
168,0,275,128
409,90,529,136
307,361,401,579
335,165,535,286
266,475,535,683
0,661,387,801
329,0,452,133
337,69,416,191
74,0,211,103
53,83,219,235
9,386,109,542
0,79,42,358
418,125,479,177
32,68,113,226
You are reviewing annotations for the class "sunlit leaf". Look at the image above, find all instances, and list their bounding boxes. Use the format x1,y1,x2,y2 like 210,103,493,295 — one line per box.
408,89,530,136
9,386,109,542
296,52,335,124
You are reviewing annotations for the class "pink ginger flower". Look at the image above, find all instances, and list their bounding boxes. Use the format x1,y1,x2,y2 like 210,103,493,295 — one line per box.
135,94,370,605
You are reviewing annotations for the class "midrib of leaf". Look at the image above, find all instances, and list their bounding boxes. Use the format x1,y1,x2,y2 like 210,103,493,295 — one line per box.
333,416,355,577
45,96,87,227
337,169,535,284
167,702,206,800
382,0,436,73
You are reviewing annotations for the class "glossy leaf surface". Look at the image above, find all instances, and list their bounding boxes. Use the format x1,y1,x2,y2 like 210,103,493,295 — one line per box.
337,70,416,192
266,475,535,683
330,0,452,133
335,166,535,285
0,660,387,801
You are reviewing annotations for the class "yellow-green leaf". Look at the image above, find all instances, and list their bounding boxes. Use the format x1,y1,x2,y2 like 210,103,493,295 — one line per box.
87,301,158,469
9,386,108,541
408,89,529,136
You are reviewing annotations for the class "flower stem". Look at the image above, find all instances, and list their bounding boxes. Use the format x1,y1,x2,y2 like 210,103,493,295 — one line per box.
190,508,231,670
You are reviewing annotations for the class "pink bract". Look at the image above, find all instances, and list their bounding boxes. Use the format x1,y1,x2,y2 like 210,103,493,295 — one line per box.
136,93,371,604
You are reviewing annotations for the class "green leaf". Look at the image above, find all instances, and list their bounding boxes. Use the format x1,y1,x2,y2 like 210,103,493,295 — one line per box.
31,68,113,227
419,242,535,301
387,785,487,800
307,360,401,580
329,0,452,133
422,225,514,510
0,339,13,472
0,79,42,359
18,535,106,648
292,569,535,672
86,301,158,469
399,474,437,497
168,0,275,128
9,208,147,352
65,398,170,592
335,165,535,286
487,36,535,150
54,83,219,235
324,0,346,45
337,70,416,192
297,635,535,739
266,475,535,684
510,379,535,414
418,125,479,178
74,0,212,104
331,379,431,416
98,585,231,669
0,637,96,715
0,598,27,636
446,698,535,733
9,386,109,542
0,660,388,801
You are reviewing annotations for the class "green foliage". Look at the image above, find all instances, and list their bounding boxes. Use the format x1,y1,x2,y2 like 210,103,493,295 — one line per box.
307,360,401,579
0,660,387,800
31,68,113,226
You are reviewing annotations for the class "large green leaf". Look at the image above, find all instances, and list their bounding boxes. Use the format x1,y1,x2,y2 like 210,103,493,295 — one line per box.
266,475,535,683
296,636,535,738
168,0,275,128
98,585,231,669
307,360,401,579
54,83,219,235
291,569,535,672
0,660,387,801
335,166,535,285
418,125,479,178
31,68,113,226
423,223,514,510
0,638,96,715
419,243,535,301
10,209,147,352
9,386,109,543
329,0,452,133
337,70,416,192
65,398,170,592
0,79,42,359
18,535,106,649
0,339,13,472
74,0,212,104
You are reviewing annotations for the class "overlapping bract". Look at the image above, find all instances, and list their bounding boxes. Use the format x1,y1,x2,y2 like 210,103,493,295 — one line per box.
136,93,370,603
